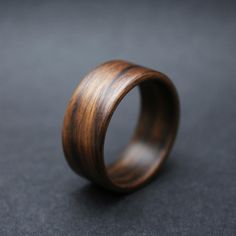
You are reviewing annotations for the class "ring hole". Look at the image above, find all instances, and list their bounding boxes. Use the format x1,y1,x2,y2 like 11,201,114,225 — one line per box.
104,87,140,166
103,79,178,189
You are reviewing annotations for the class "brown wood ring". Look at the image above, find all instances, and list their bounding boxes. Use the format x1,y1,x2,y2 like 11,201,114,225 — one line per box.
62,60,180,193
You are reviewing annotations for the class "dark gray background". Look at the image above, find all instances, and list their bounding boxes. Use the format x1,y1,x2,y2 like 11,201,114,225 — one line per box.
0,0,235,235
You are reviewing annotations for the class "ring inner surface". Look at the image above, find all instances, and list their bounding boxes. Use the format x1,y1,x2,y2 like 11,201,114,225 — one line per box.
106,79,178,188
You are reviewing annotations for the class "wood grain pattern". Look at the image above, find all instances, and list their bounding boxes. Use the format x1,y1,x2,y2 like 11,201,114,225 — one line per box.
62,60,180,192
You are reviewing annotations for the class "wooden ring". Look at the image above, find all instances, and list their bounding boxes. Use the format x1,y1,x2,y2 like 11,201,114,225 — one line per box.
62,60,180,193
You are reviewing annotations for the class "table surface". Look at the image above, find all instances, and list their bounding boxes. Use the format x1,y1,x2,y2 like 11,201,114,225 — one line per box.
0,1,235,235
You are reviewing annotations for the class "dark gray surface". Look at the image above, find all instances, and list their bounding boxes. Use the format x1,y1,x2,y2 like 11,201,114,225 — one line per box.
0,0,236,235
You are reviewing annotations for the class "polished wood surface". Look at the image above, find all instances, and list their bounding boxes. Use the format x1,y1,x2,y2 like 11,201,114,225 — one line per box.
62,60,180,192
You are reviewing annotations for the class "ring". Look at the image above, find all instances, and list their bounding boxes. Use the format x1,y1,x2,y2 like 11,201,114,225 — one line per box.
62,60,180,192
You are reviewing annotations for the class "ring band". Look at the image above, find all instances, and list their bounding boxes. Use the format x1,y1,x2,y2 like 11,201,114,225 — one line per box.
62,60,180,192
